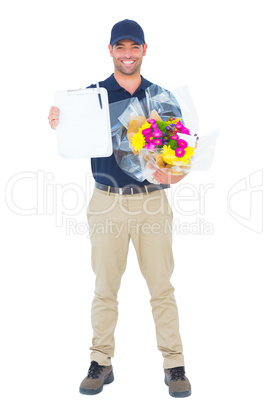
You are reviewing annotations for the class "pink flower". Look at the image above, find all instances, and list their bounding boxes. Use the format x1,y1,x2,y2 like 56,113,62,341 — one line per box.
170,134,179,141
176,121,190,135
175,121,184,130
151,123,158,129
153,128,162,138
175,147,185,157
153,138,162,146
178,139,188,149
147,119,155,124
145,134,154,142
181,127,190,134
142,128,152,136
144,143,156,151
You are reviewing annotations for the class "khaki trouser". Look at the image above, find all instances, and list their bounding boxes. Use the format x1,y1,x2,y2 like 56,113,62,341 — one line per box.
87,187,184,369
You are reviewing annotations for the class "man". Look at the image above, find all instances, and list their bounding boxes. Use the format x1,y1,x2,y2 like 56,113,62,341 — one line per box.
48,19,191,398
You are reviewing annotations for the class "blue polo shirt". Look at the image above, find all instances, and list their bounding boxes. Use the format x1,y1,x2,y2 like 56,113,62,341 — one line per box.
87,74,177,188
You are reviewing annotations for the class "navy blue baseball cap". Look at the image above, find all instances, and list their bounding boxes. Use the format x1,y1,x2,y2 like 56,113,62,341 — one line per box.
110,19,145,46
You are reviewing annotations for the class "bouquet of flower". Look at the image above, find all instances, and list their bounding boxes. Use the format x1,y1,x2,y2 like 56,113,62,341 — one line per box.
111,84,218,183
130,113,198,176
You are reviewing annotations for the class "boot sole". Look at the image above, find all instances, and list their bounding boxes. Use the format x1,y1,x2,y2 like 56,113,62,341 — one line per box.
164,377,191,398
79,371,114,395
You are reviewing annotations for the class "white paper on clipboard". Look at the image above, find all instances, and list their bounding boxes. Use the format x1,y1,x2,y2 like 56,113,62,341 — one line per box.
54,87,112,158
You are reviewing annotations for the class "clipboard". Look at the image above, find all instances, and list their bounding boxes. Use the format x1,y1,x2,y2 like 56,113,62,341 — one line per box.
54,86,112,158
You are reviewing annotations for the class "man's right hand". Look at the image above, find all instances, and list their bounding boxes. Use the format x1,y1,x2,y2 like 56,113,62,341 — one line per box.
48,106,60,129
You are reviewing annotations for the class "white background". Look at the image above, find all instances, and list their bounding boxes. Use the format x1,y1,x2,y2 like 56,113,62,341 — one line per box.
1,1,267,401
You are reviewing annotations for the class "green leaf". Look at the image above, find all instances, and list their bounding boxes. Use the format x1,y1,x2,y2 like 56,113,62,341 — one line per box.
156,121,168,132
168,139,178,150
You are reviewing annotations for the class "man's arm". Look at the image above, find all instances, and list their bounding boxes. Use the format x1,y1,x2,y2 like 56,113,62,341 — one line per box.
48,106,60,129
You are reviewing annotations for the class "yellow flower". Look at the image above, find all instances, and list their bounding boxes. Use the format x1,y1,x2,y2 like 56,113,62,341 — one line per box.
141,121,151,130
129,121,152,152
130,130,145,151
162,145,178,165
161,145,195,165
180,146,195,164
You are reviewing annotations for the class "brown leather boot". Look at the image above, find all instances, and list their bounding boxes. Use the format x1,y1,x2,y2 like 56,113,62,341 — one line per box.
164,366,191,398
79,361,114,395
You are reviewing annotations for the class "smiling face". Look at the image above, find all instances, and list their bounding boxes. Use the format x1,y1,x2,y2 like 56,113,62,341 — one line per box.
108,39,147,76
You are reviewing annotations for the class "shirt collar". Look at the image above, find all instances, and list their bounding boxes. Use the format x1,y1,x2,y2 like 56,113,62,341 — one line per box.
104,73,152,92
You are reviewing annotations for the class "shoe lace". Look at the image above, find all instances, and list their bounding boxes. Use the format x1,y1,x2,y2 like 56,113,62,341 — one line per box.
169,366,186,381
87,361,105,379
